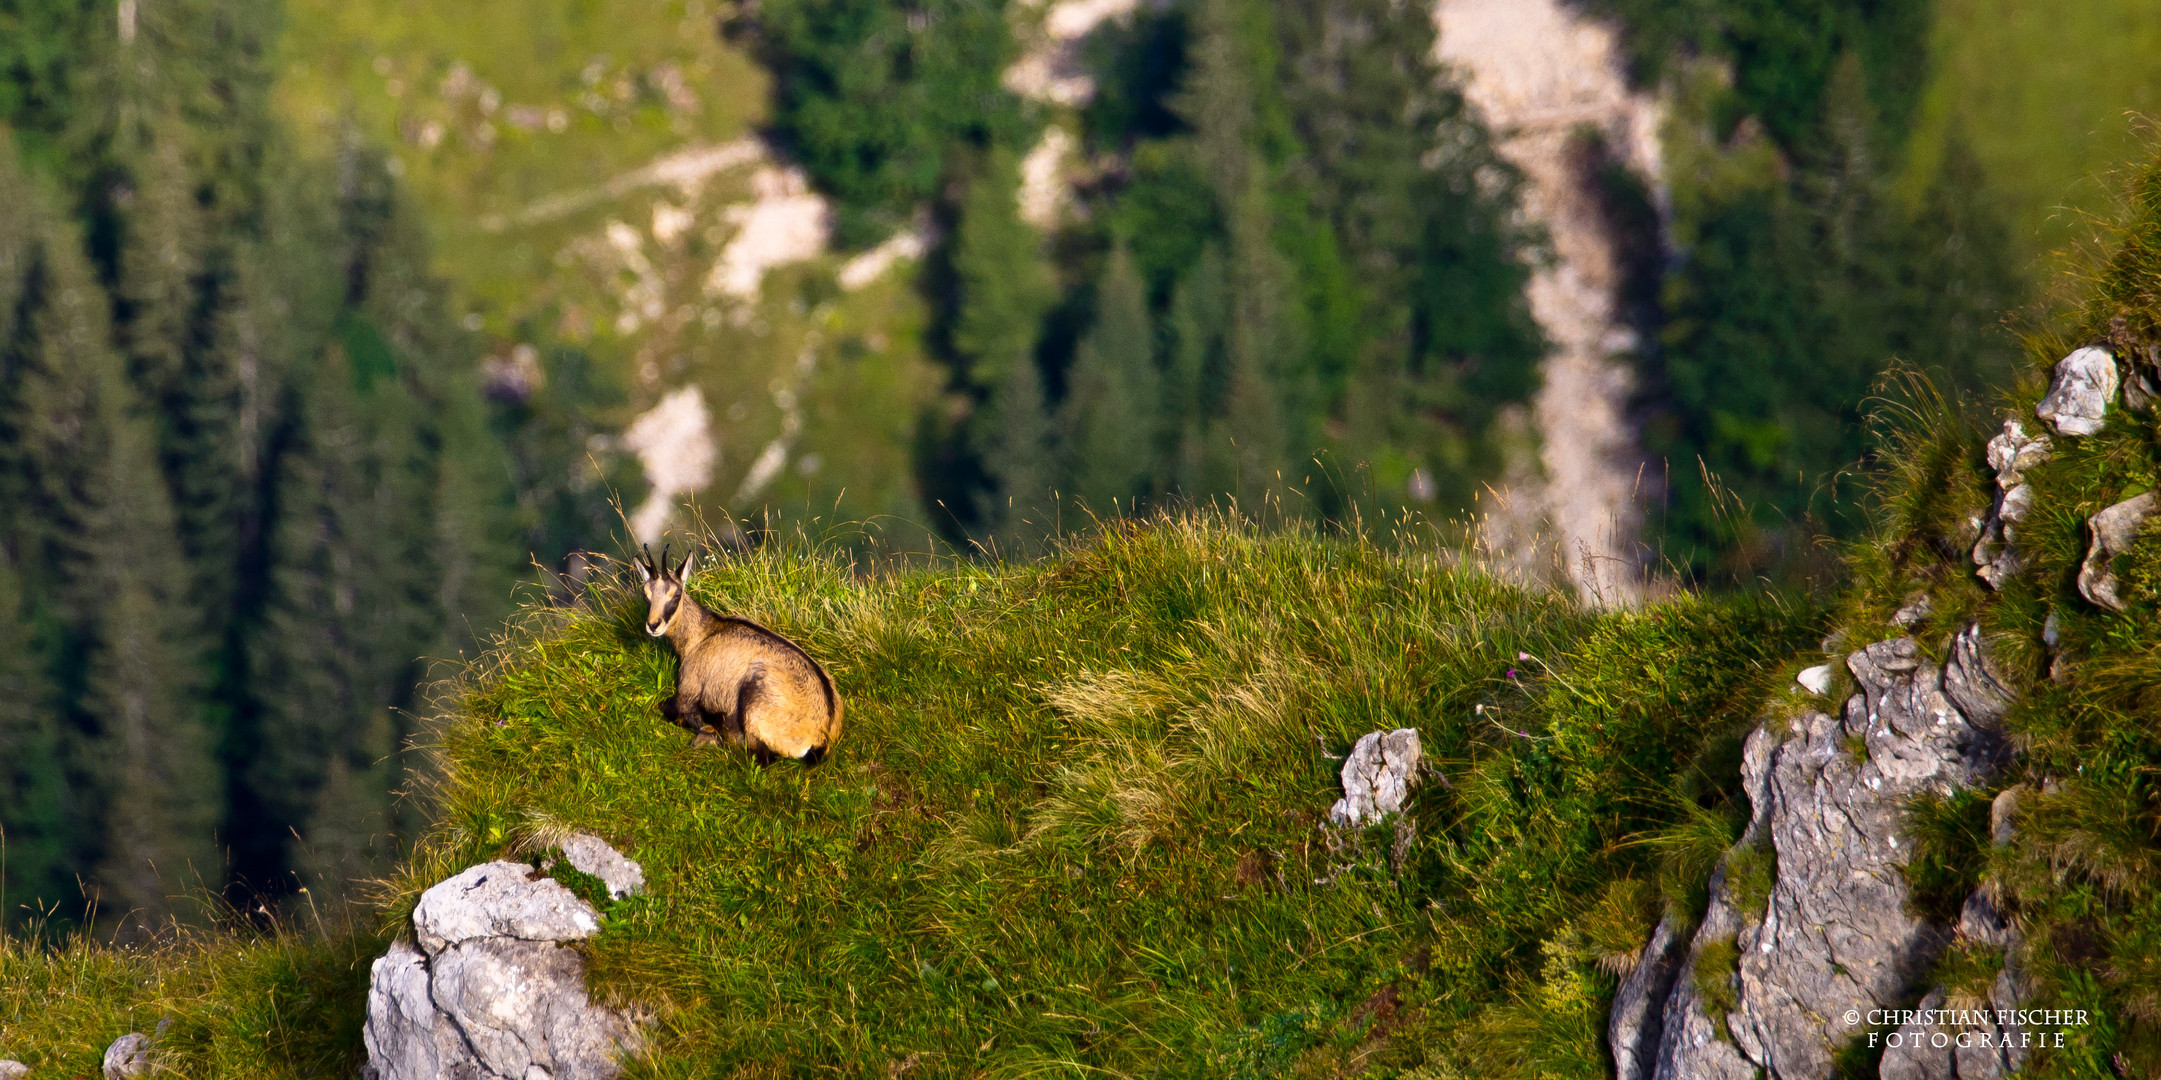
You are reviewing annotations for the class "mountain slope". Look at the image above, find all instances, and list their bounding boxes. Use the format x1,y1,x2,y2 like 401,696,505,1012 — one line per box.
0,513,1813,1075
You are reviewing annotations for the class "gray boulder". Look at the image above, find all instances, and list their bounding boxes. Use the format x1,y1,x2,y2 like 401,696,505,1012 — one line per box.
2034,345,2118,436
2124,342,2161,413
0,1060,26,1080
1984,420,2051,487
1608,914,1689,1080
365,857,638,1080
561,832,646,900
1327,728,1421,827
101,1033,149,1079
1874,894,2030,1080
1642,630,2012,1080
1973,421,2052,589
2077,490,2157,612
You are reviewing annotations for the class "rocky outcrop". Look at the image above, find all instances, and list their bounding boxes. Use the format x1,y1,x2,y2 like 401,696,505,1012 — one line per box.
100,1021,166,1080
364,839,642,1080
559,834,646,900
2078,490,2157,612
1327,728,1422,828
2034,346,2117,436
1616,629,2015,1080
1876,890,2031,1080
0,1059,26,1080
1608,914,1690,1080
1972,420,2051,590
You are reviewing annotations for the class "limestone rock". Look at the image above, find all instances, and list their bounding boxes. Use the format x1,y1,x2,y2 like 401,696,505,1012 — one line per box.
1892,592,1933,628
1877,987,1954,1080
1609,914,1688,1080
366,854,638,1080
2123,342,2161,413
561,832,646,900
1795,664,1833,696
1984,420,2051,487
2034,345,2118,436
1952,891,2032,1080
1327,728,1421,827
1974,421,2052,590
2077,490,2157,612
412,860,600,954
1644,630,2012,1080
101,1033,149,1079
1882,894,2030,1080
1991,785,2022,846
0,1060,27,1080
364,939,472,1080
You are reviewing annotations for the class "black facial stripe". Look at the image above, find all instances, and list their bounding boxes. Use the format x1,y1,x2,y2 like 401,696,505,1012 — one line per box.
661,594,680,625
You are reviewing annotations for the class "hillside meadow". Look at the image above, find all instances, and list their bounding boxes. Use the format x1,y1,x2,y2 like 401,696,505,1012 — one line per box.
0,514,1816,1076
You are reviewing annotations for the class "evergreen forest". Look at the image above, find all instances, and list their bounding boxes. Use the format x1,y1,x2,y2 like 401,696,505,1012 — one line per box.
0,0,2141,939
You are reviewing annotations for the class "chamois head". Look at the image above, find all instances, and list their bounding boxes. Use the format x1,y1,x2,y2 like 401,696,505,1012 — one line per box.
634,543,697,637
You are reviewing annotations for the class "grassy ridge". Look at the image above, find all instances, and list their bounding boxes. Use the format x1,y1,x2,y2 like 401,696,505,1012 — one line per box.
397,515,1812,1076
0,515,1817,1075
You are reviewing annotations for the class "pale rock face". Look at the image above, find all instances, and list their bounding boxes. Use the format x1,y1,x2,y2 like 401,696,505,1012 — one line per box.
1327,728,1422,827
1626,629,2013,1080
2122,343,2161,413
1877,894,2031,1080
2034,346,2119,436
411,861,601,954
1985,420,2052,487
1892,592,1934,628
101,1033,149,1079
1795,663,1833,696
1973,420,2054,589
2077,490,2158,612
1436,0,1666,604
1608,914,1690,1080
620,386,716,546
0,1060,27,1080
365,855,638,1080
561,832,647,901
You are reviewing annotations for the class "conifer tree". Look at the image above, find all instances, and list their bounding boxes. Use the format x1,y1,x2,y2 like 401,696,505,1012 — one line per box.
951,150,1056,541
0,6,525,919
1164,244,1227,498
1059,243,1158,511
1177,0,1303,511
250,357,408,896
13,215,220,930
0,548,68,928
246,142,518,896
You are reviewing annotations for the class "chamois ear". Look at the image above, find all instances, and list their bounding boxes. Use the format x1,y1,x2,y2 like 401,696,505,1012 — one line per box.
635,545,654,582
677,548,696,580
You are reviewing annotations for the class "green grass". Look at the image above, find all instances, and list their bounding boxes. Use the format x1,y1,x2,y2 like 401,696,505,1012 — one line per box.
0,919,384,1077
1690,934,1742,1043
1906,0,2161,282
0,513,1818,1074
1834,145,2161,1075
269,0,952,544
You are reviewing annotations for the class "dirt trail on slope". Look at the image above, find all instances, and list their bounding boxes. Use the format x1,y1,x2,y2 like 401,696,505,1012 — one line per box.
1436,0,1664,604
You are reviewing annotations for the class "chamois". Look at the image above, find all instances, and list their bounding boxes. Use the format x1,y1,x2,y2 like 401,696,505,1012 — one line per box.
636,545,842,764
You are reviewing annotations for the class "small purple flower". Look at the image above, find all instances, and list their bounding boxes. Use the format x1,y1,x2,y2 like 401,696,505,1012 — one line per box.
1506,668,1518,679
